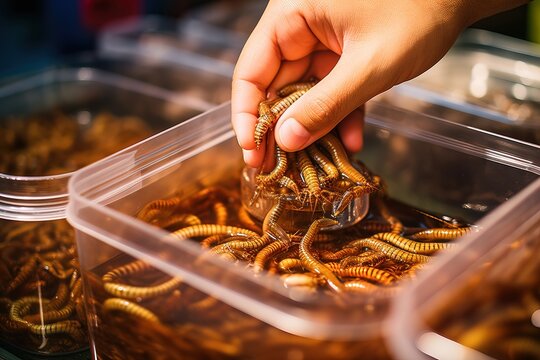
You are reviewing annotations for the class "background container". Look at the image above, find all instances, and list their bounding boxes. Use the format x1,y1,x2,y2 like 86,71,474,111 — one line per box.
67,101,540,359
0,67,211,357
98,16,240,79
384,29,540,145
388,177,540,360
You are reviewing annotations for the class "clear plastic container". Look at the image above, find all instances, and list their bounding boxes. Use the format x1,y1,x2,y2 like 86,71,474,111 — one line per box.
98,16,240,79
67,101,540,359
0,68,210,357
388,177,540,360
383,29,540,144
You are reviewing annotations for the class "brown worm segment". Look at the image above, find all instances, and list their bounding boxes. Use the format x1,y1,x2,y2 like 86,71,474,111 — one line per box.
343,280,382,292
253,241,292,273
318,133,370,185
28,319,85,341
347,238,431,263
339,252,387,268
103,298,160,323
212,235,271,252
172,224,259,241
213,202,228,225
6,255,39,294
409,227,474,240
318,247,361,262
24,303,75,324
277,79,318,97
103,277,182,300
277,175,300,196
278,258,305,273
333,184,377,216
254,89,309,148
200,234,231,248
256,145,288,187
299,218,345,293
334,266,397,285
10,296,50,323
297,149,322,198
357,220,394,234
44,282,70,311
307,144,339,187
70,278,83,300
137,196,182,221
102,260,152,282
373,232,455,255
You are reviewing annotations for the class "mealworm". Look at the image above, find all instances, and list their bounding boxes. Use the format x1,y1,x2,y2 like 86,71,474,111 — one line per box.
281,273,321,288
373,232,455,255
277,175,300,196
299,218,345,293
277,79,317,97
200,234,230,248
256,145,288,187
213,202,228,225
155,214,202,230
103,277,182,300
44,282,70,311
237,206,262,232
318,133,369,185
332,184,376,216
347,238,431,263
103,298,160,323
334,266,397,285
212,235,271,252
24,303,75,324
297,149,321,198
102,260,152,282
277,258,304,272
409,227,474,240
253,241,292,273
318,247,360,262
6,255,39,294
307,144,339,187
172,224,259,241
137,196,182,221
339,252,386,268
28,320,85,341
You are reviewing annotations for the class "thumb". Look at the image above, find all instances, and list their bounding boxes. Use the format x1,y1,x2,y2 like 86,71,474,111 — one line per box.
274,50,381,152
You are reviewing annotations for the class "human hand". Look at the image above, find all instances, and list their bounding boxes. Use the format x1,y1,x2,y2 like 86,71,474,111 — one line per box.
231,0,528,168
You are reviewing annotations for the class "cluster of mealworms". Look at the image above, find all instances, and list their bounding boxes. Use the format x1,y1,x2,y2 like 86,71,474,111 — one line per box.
0,111,151,176
0,220,87,353
428,226,540,359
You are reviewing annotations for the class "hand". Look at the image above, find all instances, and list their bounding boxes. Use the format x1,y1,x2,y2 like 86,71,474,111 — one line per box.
231,0,528,168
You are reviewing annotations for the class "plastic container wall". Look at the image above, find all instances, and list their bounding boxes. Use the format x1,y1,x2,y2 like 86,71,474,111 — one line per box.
383,29,540,145
67,102,540,359
388,177,540,360
0,68,210,357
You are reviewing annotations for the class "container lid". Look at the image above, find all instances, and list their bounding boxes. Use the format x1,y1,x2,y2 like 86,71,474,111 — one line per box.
67,101,540,340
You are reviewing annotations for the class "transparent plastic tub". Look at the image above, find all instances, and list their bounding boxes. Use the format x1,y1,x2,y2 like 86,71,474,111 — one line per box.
67,101,540,359
98,16,240,79
388,177,540,360
0,68,210,357
384,29,540,144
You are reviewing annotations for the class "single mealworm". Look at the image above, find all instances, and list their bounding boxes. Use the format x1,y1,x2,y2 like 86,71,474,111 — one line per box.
299,218,344,293
256,145,288,187
103,298,160,323
373,232,455,255
277,79,317,97
307,144,339,187
409,227,474,240
347,238,431,263
172,224,259,241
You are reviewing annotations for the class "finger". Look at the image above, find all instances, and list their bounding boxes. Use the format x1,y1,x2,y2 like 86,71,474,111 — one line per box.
267,56,312,98
337,105,365,154
231,26,281,151
274,49,379,152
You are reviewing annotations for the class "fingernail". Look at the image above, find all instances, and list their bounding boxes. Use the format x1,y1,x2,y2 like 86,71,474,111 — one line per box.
278,118,311,150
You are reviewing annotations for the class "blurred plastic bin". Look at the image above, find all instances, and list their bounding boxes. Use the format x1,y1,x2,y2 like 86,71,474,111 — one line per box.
388,177,540,360
98,16,240,79
67,101,540,359
0,68,210,357
384,29,540,145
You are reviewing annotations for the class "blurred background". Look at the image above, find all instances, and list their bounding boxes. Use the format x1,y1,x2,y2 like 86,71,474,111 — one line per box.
0,0,538,80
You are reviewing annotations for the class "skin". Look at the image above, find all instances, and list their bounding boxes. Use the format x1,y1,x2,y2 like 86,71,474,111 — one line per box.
231,0,529,168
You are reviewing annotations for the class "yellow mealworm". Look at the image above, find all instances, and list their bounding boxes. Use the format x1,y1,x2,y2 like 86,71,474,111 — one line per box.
409,227,474,240
103,298,160,323
253,241,292,273
277,79,317,97
103,277,182,300
347,238,431,263
172,224,259,241
102,260,152,282
339,252,386,268
213,202,228,225
307,144,339,187
278,258,305,273
256,145,288,186
297,149,321,197
237,206,262,232
373,232,455,255
334,266,397,285
28,320,85,341
299,218,344,293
